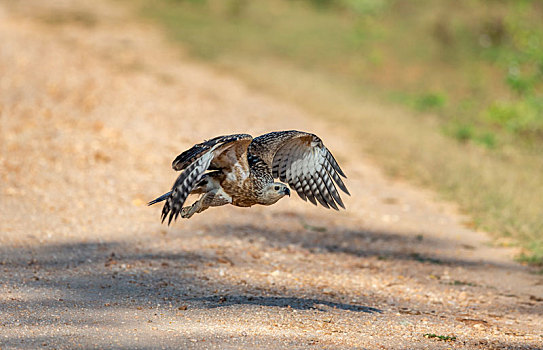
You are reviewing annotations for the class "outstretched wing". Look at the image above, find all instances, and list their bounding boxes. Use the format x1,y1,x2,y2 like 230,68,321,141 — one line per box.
159,134,253,224
250,130,349,210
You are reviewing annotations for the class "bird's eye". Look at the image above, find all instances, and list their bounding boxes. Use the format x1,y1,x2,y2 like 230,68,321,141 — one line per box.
274,185,280,190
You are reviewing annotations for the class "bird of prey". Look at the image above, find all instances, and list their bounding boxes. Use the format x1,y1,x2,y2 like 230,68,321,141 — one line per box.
149,130,349,224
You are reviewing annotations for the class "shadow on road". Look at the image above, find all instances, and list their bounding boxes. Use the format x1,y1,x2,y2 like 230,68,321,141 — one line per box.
191,295,381,313
206,214,528,272
1,218,540,348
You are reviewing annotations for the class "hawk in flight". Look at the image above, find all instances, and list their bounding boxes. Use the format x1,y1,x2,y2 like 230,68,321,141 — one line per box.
149,130,349,224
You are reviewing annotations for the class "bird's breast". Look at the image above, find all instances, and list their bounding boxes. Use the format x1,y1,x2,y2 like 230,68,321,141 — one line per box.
221,177,259,207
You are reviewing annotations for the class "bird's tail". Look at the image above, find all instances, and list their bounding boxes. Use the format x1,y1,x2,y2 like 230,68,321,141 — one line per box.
147,191,172,206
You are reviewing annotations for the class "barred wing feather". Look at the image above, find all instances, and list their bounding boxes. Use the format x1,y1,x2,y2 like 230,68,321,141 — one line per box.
270,133,349,210
172,134,252,171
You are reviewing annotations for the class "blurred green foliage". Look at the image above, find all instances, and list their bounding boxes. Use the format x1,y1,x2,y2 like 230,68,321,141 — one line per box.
453,124,474,143
144,0,543,151
414,92,447,112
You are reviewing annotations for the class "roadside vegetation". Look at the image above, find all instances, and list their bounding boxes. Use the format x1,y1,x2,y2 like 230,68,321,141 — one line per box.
133,0,543,263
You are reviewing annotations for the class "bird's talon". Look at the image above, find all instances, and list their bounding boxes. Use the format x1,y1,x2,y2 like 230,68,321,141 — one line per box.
180,206,191,218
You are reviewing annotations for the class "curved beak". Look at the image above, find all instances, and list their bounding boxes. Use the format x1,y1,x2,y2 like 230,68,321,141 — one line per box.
283,188,291,197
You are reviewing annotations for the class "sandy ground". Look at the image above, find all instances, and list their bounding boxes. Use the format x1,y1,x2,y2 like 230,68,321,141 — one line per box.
0,1,542,349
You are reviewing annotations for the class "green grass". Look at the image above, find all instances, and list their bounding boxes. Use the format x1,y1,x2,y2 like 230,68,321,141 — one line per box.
135,0,543,150
130,0,543,263
423,333,456,342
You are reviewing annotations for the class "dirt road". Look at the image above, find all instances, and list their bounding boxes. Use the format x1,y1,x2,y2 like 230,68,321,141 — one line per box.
1,1,541,349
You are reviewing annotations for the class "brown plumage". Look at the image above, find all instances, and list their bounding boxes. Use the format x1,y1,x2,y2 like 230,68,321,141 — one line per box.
149,130,349,225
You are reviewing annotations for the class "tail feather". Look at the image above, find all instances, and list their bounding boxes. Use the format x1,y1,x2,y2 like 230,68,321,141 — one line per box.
148,191,172,206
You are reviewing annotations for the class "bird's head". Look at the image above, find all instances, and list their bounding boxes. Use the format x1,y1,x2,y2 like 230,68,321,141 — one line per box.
259,182,290,205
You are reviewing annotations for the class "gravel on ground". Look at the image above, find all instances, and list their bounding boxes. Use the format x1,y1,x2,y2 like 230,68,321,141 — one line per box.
1,1,542,349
